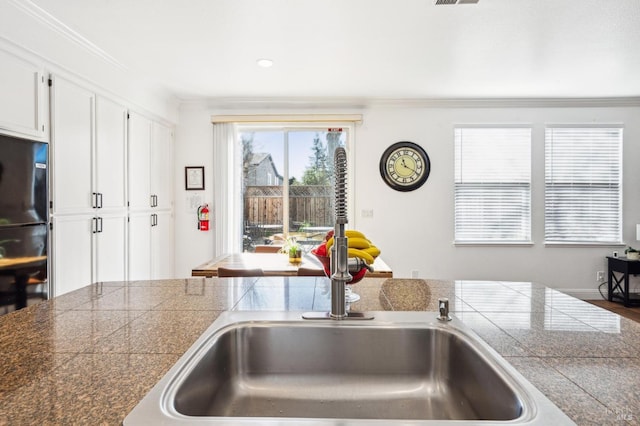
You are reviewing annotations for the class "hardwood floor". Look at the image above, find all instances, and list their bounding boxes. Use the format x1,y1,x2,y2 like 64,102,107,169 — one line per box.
587,299,640,324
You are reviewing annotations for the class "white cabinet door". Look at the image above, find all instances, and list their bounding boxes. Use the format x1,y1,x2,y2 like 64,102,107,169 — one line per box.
151,210,174,279
0,49,45,138
128,211,173,280
51,76,94,215
151,122,173,210
128,112,152,211
52,215,93,297
94,214,127,282
128,212,152,280
95,96,127,212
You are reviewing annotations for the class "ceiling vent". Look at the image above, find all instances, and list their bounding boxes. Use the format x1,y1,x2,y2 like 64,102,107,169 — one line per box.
435,0,479,4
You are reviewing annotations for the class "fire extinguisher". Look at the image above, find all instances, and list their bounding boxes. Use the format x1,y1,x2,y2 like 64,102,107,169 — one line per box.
197,204,210,231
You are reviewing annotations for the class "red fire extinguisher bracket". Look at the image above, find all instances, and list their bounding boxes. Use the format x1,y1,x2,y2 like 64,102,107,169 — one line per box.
197,204,210,231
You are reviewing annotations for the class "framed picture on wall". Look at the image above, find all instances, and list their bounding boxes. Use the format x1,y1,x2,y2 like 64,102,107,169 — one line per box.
185,166,205,190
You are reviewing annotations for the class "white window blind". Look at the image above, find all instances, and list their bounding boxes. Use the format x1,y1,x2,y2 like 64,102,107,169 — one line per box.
544,126,622,244
455,127,531,243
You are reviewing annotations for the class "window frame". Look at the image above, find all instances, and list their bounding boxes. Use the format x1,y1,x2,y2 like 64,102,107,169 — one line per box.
544,124,623,246
453,125,533,245
234,122,356,246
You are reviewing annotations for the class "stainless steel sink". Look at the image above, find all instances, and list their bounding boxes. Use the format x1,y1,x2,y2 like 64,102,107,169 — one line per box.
124,311,575,425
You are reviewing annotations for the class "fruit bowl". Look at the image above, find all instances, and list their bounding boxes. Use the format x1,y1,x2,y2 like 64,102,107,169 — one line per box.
310,248,368,284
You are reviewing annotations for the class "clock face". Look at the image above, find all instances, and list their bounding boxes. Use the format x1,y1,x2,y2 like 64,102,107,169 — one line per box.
379,141,430,191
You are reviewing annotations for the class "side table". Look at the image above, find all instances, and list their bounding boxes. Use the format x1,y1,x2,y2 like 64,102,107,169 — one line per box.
607,256,640,307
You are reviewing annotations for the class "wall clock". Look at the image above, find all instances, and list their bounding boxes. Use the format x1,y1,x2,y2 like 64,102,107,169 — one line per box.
379,141,431,191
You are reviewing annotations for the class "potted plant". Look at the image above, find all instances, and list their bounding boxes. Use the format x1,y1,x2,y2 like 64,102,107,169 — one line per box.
625,246,640,260
284,237,302,264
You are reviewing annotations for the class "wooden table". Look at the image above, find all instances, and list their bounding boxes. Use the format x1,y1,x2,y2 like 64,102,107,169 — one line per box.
192,253,393,278
0,255,47,309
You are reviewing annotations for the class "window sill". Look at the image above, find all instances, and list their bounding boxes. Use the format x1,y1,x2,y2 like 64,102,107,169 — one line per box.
454,241,534,247
544,242,625,247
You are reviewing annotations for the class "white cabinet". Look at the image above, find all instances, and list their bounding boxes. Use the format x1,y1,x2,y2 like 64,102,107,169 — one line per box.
51,76,127,215
0,49,46,139
127,113,174,280
128,112,152,211
51,213,127,296
128,113,174,211
51,215,93,296
50,76,174,287
93,214,127,283
95,96,127,211
128,213,152,280
50,76,129,295
152,210,174,279
151,122,174,210
51,76,94,214
128,210,174,280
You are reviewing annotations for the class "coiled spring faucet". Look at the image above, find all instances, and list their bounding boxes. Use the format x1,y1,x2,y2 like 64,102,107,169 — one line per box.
303,147,373,320
330,147,350,319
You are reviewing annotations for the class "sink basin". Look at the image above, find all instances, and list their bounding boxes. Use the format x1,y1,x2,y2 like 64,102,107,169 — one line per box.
124,311,574,425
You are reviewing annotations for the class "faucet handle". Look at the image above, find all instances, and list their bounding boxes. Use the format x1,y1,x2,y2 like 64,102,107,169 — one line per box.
437,298,452,322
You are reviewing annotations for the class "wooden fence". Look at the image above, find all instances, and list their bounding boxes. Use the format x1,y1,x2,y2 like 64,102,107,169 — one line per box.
244,185,333,230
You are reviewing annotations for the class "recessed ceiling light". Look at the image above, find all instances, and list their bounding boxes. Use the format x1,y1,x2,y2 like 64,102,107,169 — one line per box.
257,58,273,68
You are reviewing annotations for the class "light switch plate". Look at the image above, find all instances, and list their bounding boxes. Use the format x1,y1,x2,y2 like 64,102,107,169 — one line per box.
361,209,374,218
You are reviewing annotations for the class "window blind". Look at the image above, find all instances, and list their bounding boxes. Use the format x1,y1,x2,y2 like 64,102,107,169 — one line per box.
544,127,622,244
454,127,531,243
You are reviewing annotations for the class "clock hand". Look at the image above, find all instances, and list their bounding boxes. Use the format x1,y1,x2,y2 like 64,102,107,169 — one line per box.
401,158,416,172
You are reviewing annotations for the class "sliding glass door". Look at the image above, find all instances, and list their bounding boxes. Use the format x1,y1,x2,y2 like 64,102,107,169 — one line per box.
238,127,346,252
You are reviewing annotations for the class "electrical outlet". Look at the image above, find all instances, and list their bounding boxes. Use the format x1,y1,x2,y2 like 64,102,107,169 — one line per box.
411,270,419,278
361,209,374,218
596,271,605,282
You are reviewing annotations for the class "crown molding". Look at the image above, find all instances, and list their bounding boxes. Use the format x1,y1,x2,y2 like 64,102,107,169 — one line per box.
179,96,640,110
7,0,127,71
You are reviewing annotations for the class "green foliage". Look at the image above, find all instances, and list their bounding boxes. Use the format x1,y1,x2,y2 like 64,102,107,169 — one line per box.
302,134,330,185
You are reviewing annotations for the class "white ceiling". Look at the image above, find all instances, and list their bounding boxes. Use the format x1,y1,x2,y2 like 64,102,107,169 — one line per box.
18,0,640,101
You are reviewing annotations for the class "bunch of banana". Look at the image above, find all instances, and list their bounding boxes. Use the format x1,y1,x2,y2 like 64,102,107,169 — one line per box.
325,230,381,265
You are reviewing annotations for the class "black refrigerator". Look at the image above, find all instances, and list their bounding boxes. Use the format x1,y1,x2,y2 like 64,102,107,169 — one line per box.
0,133,48,312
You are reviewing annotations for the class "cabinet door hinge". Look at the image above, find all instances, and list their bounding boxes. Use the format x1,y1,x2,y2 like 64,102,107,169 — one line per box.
48,78,52,87
49,222,53,230
127,112,130,119
49,201,53,209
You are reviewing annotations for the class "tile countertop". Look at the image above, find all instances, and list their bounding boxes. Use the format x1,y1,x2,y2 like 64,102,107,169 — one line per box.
1,278,639,425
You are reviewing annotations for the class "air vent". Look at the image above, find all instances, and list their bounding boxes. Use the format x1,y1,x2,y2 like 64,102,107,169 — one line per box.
435,0,478,4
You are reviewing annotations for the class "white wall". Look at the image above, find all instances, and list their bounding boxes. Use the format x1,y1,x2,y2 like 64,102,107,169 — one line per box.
173,104,216,274
173,101,640,298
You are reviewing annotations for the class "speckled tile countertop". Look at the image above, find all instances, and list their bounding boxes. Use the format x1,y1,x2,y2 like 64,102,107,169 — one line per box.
1,277,639,425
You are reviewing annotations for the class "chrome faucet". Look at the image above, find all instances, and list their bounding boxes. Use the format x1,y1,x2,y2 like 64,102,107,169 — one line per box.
437,298,452,322
303,147,373,321
330,147,350,319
